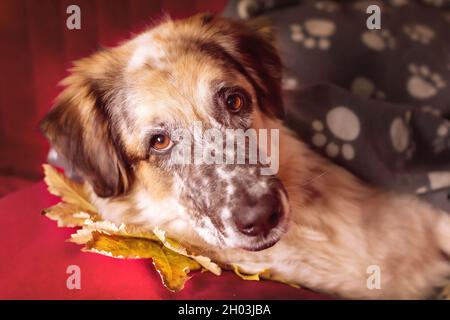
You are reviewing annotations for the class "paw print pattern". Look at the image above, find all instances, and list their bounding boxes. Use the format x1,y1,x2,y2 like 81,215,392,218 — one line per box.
403,24,435,44
407,64,446,99
389,112,415,158
311,106,360,160
361,30,396,51
432,121,450,154
351,77,386,99
290,19,336,50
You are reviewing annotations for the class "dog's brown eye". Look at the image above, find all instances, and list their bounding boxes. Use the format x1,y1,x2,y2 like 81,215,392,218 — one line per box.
150,134,172,151
226,93,244,112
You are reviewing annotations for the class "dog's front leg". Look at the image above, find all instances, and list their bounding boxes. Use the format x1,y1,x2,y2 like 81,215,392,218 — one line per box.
283,191,450,299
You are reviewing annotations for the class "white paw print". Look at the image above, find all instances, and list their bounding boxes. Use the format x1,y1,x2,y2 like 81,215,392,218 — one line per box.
407,64,446,99
290,19,336,50
389,112,415,158
361,30,396,51
432,121,450,154
403,24,435,45
311,106,360,160
314,1,339,12
237,0,259,18
351,77,386,99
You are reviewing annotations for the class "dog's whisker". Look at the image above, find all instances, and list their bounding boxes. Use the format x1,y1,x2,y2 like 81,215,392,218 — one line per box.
301,170,329,186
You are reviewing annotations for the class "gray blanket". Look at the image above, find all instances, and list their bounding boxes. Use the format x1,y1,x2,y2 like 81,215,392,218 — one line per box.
224,0,450,211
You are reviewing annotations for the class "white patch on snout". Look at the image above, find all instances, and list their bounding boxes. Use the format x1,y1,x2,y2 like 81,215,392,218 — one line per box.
249,180,268,197
216,167,236,202
226,184,235,195
216,167,235,180
221,207,232,220
195,216,224,247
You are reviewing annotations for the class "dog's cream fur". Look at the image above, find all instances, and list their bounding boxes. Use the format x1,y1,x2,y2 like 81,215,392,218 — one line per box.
93,118,450,299
41,15,450,299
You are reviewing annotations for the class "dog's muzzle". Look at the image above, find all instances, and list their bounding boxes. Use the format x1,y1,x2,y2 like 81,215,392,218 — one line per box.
232,179,289,251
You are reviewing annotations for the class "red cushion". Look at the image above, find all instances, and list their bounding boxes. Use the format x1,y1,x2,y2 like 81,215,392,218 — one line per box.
0,175,34,198
0,182,332,299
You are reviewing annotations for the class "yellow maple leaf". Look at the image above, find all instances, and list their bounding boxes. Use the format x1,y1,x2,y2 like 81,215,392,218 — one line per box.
154,227,221,276
232,264,300,288
43,164,97,214
43,202,92,227
232,264,262,281
84,231,201,291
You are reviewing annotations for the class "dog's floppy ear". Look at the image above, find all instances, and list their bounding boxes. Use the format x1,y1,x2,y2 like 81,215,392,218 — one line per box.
213,16,284,119
40,51,133,198
239,18,284,119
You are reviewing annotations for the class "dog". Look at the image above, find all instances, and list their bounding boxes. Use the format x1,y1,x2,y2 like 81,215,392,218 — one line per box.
40,14,450,299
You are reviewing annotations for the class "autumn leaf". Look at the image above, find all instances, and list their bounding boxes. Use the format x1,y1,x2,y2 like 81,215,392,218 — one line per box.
260,270,301,289
43,202,92,227
43,164,97,214
85,231,201,291
154,227,221,276
232,264,262,281
69,220,160,245
154,247,202,292
232,264,300,288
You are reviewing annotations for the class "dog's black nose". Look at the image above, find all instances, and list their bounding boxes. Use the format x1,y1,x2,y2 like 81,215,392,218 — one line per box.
234,192,283,237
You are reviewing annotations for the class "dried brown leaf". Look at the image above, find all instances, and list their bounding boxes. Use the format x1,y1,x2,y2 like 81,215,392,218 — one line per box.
43,164,97,213
85,231,201,291
43,202,91,227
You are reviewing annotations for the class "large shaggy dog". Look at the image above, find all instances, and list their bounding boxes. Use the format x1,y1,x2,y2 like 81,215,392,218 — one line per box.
41,15,450,299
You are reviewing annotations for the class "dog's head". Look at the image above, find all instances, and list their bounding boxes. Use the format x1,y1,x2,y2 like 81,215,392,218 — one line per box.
41,15,289,251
